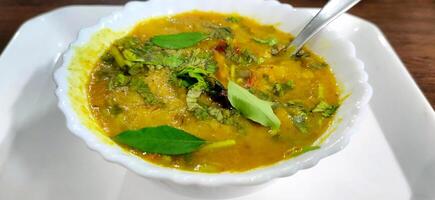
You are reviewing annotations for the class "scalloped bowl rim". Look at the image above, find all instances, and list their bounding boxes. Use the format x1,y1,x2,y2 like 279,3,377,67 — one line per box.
54,0,372,187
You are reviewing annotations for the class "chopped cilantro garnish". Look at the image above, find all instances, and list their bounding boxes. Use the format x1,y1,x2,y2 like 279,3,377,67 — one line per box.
272,80,294,96
292,111,309,133
225,16,240,23
209,26,233,40
225,46,258,65
130,78,160,105
252,37,278,46
312,101,339,118
109,73,130,90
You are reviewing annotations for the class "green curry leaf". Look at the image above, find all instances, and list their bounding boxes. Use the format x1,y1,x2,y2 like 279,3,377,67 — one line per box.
228,81,281,130
151,32,208,49
113,125,206,155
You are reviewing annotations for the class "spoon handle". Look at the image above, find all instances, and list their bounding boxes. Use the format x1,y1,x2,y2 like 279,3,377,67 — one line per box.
288,0,361,55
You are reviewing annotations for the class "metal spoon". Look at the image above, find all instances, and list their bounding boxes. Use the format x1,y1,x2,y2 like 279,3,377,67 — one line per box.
288,0,361,55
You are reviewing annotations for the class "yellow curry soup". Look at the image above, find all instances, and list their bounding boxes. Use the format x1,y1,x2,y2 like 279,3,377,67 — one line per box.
88,11,340,172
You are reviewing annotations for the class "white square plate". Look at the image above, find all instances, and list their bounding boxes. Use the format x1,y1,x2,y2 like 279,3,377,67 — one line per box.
0,5,434,200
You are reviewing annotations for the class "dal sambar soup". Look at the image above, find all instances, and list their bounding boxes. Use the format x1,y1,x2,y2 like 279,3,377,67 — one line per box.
88,11,340,173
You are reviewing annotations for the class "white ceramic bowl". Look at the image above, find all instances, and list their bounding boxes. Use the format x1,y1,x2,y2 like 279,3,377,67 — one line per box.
0,118,12,171
54,0,372,198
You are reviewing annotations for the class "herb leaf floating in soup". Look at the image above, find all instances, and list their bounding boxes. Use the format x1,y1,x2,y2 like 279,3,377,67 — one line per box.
228,80,280,131
114,125,206,155
88,11,341,172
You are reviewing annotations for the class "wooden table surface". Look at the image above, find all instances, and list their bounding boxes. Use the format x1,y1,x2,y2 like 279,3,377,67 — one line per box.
1,0,434,108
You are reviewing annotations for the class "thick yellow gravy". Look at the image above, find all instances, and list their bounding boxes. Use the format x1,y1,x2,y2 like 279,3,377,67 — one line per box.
88,12,340,172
